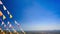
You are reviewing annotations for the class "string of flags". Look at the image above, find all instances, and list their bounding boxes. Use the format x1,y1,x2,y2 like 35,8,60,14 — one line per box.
0,0,26,34
0,0,13,20
14,20,26,34
0,20,10,32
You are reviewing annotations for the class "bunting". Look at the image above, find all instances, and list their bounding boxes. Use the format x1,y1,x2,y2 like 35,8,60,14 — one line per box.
14,20,26,34
0,0,25,34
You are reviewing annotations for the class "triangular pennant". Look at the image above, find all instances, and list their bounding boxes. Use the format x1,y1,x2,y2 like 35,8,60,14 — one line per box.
15,20,20,25
0,11,3,16
15,20,18,25
7,10,10,15
9,24,12,28
20,28,24,33
7,21,10,25
3,15,6,20
1,21,4,25
10,14,13,18
3,5,7,10
0,1,3,4
4,24,6,28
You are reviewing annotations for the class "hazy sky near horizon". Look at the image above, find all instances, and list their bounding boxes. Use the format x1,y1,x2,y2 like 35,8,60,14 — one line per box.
2,0,60,31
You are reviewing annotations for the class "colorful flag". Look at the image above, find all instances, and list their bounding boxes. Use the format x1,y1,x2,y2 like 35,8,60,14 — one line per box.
0,11,3,16
0,1,3,4
3,5,7,10
9,24,11,28
20,28,24,33
9,24,12,28
7,10,10,15
4,24,6,28
1,21,4,25
7,21,10,25
14,20,19,25
3,15,6,20
10,14,13,18
15,20,18,25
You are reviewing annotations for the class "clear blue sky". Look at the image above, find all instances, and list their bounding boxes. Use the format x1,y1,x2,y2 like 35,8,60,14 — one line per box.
1,0,60,31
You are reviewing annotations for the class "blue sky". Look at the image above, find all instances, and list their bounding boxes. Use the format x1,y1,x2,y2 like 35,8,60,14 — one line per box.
1,0,60,31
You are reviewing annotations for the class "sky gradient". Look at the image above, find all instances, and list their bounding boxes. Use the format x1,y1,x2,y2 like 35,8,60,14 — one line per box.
1,0,60,31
